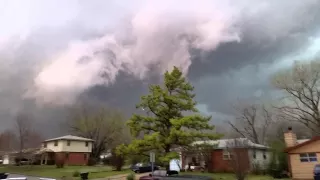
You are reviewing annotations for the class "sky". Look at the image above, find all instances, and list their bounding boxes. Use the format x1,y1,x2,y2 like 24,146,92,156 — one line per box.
0,0,320,137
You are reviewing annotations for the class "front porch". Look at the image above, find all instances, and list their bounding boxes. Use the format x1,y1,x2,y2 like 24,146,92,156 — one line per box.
35,148,55,165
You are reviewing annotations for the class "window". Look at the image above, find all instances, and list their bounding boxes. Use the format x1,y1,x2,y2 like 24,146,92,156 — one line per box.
223,150,232,160
300,153,317,162
66,153,69,159
67,140,71,146
253,150,256,159
54,141,58,146
43,143,47,148
263,151,267,160
85,142,89,147
84,154,88,160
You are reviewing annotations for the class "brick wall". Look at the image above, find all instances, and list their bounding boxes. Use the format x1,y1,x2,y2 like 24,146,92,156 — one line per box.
55,152,89,165
211,149,250,173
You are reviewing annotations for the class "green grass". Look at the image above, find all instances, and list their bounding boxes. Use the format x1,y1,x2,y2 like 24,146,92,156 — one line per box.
0,165,130,179
181,172,291,180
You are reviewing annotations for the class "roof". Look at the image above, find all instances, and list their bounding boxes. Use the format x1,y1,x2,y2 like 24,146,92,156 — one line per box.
35,148,54,155
285,136,320,152
192,138,269,150
297,139,310,144
44,135,94,142
2,148,41,155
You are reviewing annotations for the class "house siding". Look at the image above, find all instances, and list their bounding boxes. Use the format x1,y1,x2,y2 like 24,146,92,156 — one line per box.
43,140,92,153
43,141,63,152
60,140,92,153
288,139,320,180
248,149,271,170
211,150,234,172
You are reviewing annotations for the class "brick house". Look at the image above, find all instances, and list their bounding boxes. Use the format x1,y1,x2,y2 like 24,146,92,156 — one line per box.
40,135,94,165
181,138,271,173
284,127,319,180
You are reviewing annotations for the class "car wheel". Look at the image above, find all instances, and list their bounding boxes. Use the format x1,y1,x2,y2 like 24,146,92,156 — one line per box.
134,170,140,173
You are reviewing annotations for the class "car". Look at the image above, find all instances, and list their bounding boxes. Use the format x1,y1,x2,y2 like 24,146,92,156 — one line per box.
0,172,9,179
314,164,320,180
139,170,179,180
139,170,213,180
131,162,159,173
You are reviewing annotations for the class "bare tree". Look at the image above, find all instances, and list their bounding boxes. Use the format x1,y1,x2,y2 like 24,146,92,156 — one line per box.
0,130,18,151
15,113,32,155
226,139,251,180
15,112,43,165
187,142,216,172
228,103,273,145
68,103,129,162
271,60,320,135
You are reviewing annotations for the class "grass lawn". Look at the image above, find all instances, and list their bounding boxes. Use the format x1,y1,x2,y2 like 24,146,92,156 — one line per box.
182,172,292,180
0,165,130,179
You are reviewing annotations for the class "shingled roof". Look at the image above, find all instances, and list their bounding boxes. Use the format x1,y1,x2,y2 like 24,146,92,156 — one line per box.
43,135,94,142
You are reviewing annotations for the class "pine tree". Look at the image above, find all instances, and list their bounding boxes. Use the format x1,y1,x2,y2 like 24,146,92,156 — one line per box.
118,66,220,167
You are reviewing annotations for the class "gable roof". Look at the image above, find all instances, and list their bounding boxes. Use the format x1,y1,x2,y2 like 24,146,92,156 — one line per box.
285,136,320,152
193,138,269,150
44,135,94,142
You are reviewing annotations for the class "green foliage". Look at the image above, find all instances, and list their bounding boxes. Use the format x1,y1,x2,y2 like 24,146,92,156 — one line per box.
118,66,221,167
267,140,288,174
72,170,80,177
126,173,135,180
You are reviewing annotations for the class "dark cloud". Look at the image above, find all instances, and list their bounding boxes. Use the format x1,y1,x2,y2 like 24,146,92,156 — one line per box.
1,0,320,138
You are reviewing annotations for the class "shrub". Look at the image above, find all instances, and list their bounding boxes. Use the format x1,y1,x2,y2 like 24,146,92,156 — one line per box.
87,157,97,166
251,162,263,175
55,156,65,168
126,173,135,180
72,171,80,177
110,154,125,171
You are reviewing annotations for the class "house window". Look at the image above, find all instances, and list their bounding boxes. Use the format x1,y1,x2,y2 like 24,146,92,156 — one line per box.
85,142,89,147
43,143,47,148
67,140,71,146
54,141,58,146
253,150,256,159
263,150,267,160
300,153,317,162
84,154,88,160
223,150,232,160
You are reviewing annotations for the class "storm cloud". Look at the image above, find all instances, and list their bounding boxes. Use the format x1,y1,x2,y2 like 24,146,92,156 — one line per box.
1,0,320,137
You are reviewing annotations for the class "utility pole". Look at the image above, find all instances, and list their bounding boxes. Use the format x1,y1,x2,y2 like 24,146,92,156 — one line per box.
150,152,155,180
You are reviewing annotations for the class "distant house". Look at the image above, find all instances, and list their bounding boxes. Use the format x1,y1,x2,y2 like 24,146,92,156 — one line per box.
181,138,271,173
0,148,40,165
40,135,94,165
284,127,318,180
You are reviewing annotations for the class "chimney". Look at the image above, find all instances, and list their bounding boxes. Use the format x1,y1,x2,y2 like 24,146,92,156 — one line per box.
284,126,297,147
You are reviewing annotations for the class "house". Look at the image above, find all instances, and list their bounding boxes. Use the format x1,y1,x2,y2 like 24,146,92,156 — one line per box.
39,135,94,165
0,148,40,165
284,127,319,180
181,138,271,173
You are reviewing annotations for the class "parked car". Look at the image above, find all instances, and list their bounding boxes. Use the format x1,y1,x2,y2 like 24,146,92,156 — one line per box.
139,170,179,180
314,164,320,180
0,172,9,179
139,170,212,180
131,163,159,173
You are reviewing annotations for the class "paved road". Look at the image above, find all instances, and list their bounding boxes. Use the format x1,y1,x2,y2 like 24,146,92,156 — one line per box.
7,174,55,180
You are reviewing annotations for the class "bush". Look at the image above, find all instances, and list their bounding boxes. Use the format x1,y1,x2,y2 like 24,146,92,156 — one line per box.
102,157,112,165
87,157,97,166
55,156,65,168
126,173,135,180
72,171,80,177
251,162,263,175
